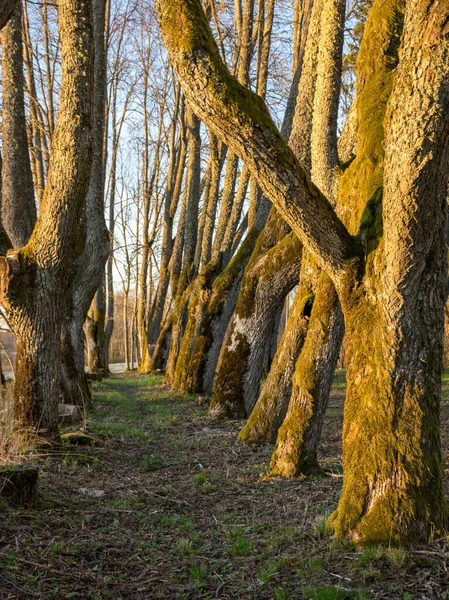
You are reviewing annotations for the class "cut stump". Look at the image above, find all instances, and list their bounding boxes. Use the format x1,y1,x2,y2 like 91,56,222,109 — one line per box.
0,465,39,506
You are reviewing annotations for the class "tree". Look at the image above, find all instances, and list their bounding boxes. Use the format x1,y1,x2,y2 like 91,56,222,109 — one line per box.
0,0,94,442
155,0,449,544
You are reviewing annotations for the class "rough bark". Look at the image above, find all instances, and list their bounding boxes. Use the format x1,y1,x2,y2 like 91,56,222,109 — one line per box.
61,0,109,407
208,230,301,418
2,3,37,248
0,0,19,31
270,274,344,475
172,200,271,395
0,0,93,442
238,282,313,444
268,0,346,475
329,0,449,544
288,0,323,172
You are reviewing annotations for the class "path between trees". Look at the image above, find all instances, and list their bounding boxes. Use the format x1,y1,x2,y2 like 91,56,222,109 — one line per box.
1,373,449,599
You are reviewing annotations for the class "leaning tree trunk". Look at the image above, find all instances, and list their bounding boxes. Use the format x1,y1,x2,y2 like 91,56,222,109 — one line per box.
164,107,202,385
208,230,301,417
171,201,274,396
0,0,93,442
205,0,324,416
270,274,344,475
268,0,346,475
238,262,313,444
0,0,19,31
146,101,186,359
170,3,311,398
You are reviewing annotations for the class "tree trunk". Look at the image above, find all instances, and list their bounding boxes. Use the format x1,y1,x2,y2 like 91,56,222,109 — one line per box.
208,231,301,417
267,0,346,474
2,2,37,248
67,0,110,390
0,0,19,31
329,0,449,544
238,271,313,444
270,274,343,475
1,0,94,442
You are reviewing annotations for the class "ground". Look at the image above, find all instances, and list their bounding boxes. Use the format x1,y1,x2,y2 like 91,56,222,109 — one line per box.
1,372,449,599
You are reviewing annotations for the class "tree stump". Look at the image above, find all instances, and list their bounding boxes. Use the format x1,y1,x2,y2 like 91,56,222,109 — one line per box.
0,465,38,506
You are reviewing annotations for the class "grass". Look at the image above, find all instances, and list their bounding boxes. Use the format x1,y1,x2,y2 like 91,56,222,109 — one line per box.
1,371,449,599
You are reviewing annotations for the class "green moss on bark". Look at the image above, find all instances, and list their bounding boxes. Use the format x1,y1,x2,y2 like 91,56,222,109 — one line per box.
238,289,314,446
269,273,339,476
207,330,250,418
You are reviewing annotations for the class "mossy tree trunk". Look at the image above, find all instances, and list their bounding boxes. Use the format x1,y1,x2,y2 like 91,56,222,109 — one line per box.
270,274,343,475
156,0,449,544
267,0,346,475
2,2,37,248
208,230,301,417
66,0,110,399
0,0,93,441
238,277,313,444
171,0,316,398
172,204,279,395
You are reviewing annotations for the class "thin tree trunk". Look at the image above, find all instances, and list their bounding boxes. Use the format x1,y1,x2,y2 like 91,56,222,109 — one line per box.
2,3,37,248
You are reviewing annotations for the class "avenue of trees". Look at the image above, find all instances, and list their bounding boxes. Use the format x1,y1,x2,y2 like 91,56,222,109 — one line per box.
1,0,449,549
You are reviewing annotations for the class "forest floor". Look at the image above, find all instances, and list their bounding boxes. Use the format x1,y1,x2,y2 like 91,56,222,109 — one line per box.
1,372,449,600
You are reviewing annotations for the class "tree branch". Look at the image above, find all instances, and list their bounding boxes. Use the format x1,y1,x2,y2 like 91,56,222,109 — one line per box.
154,0,357,285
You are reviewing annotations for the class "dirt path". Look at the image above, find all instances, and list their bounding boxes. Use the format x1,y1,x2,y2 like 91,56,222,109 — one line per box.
1,373,449,599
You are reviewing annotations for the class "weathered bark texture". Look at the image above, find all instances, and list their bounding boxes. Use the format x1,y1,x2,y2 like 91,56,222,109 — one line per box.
0,0,94,442
2,3,37,247
171,200,270,395
238,283,313,444
329,0,449,544
208,228,300,417
62,0,109,407
0,0,19,31
268,0,346,475
156,0,449,544
288,0,323,172
270,275,344,475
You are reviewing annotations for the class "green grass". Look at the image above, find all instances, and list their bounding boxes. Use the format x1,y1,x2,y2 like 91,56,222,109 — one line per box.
2,372,448,600
303,585,370,600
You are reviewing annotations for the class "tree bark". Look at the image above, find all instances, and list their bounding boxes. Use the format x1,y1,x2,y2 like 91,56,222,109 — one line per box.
268,0,346,475
2,3,37,248
208,230,301,417
0,0,19,32
64,0,109,402
1,0,93,442
238,282,313,444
